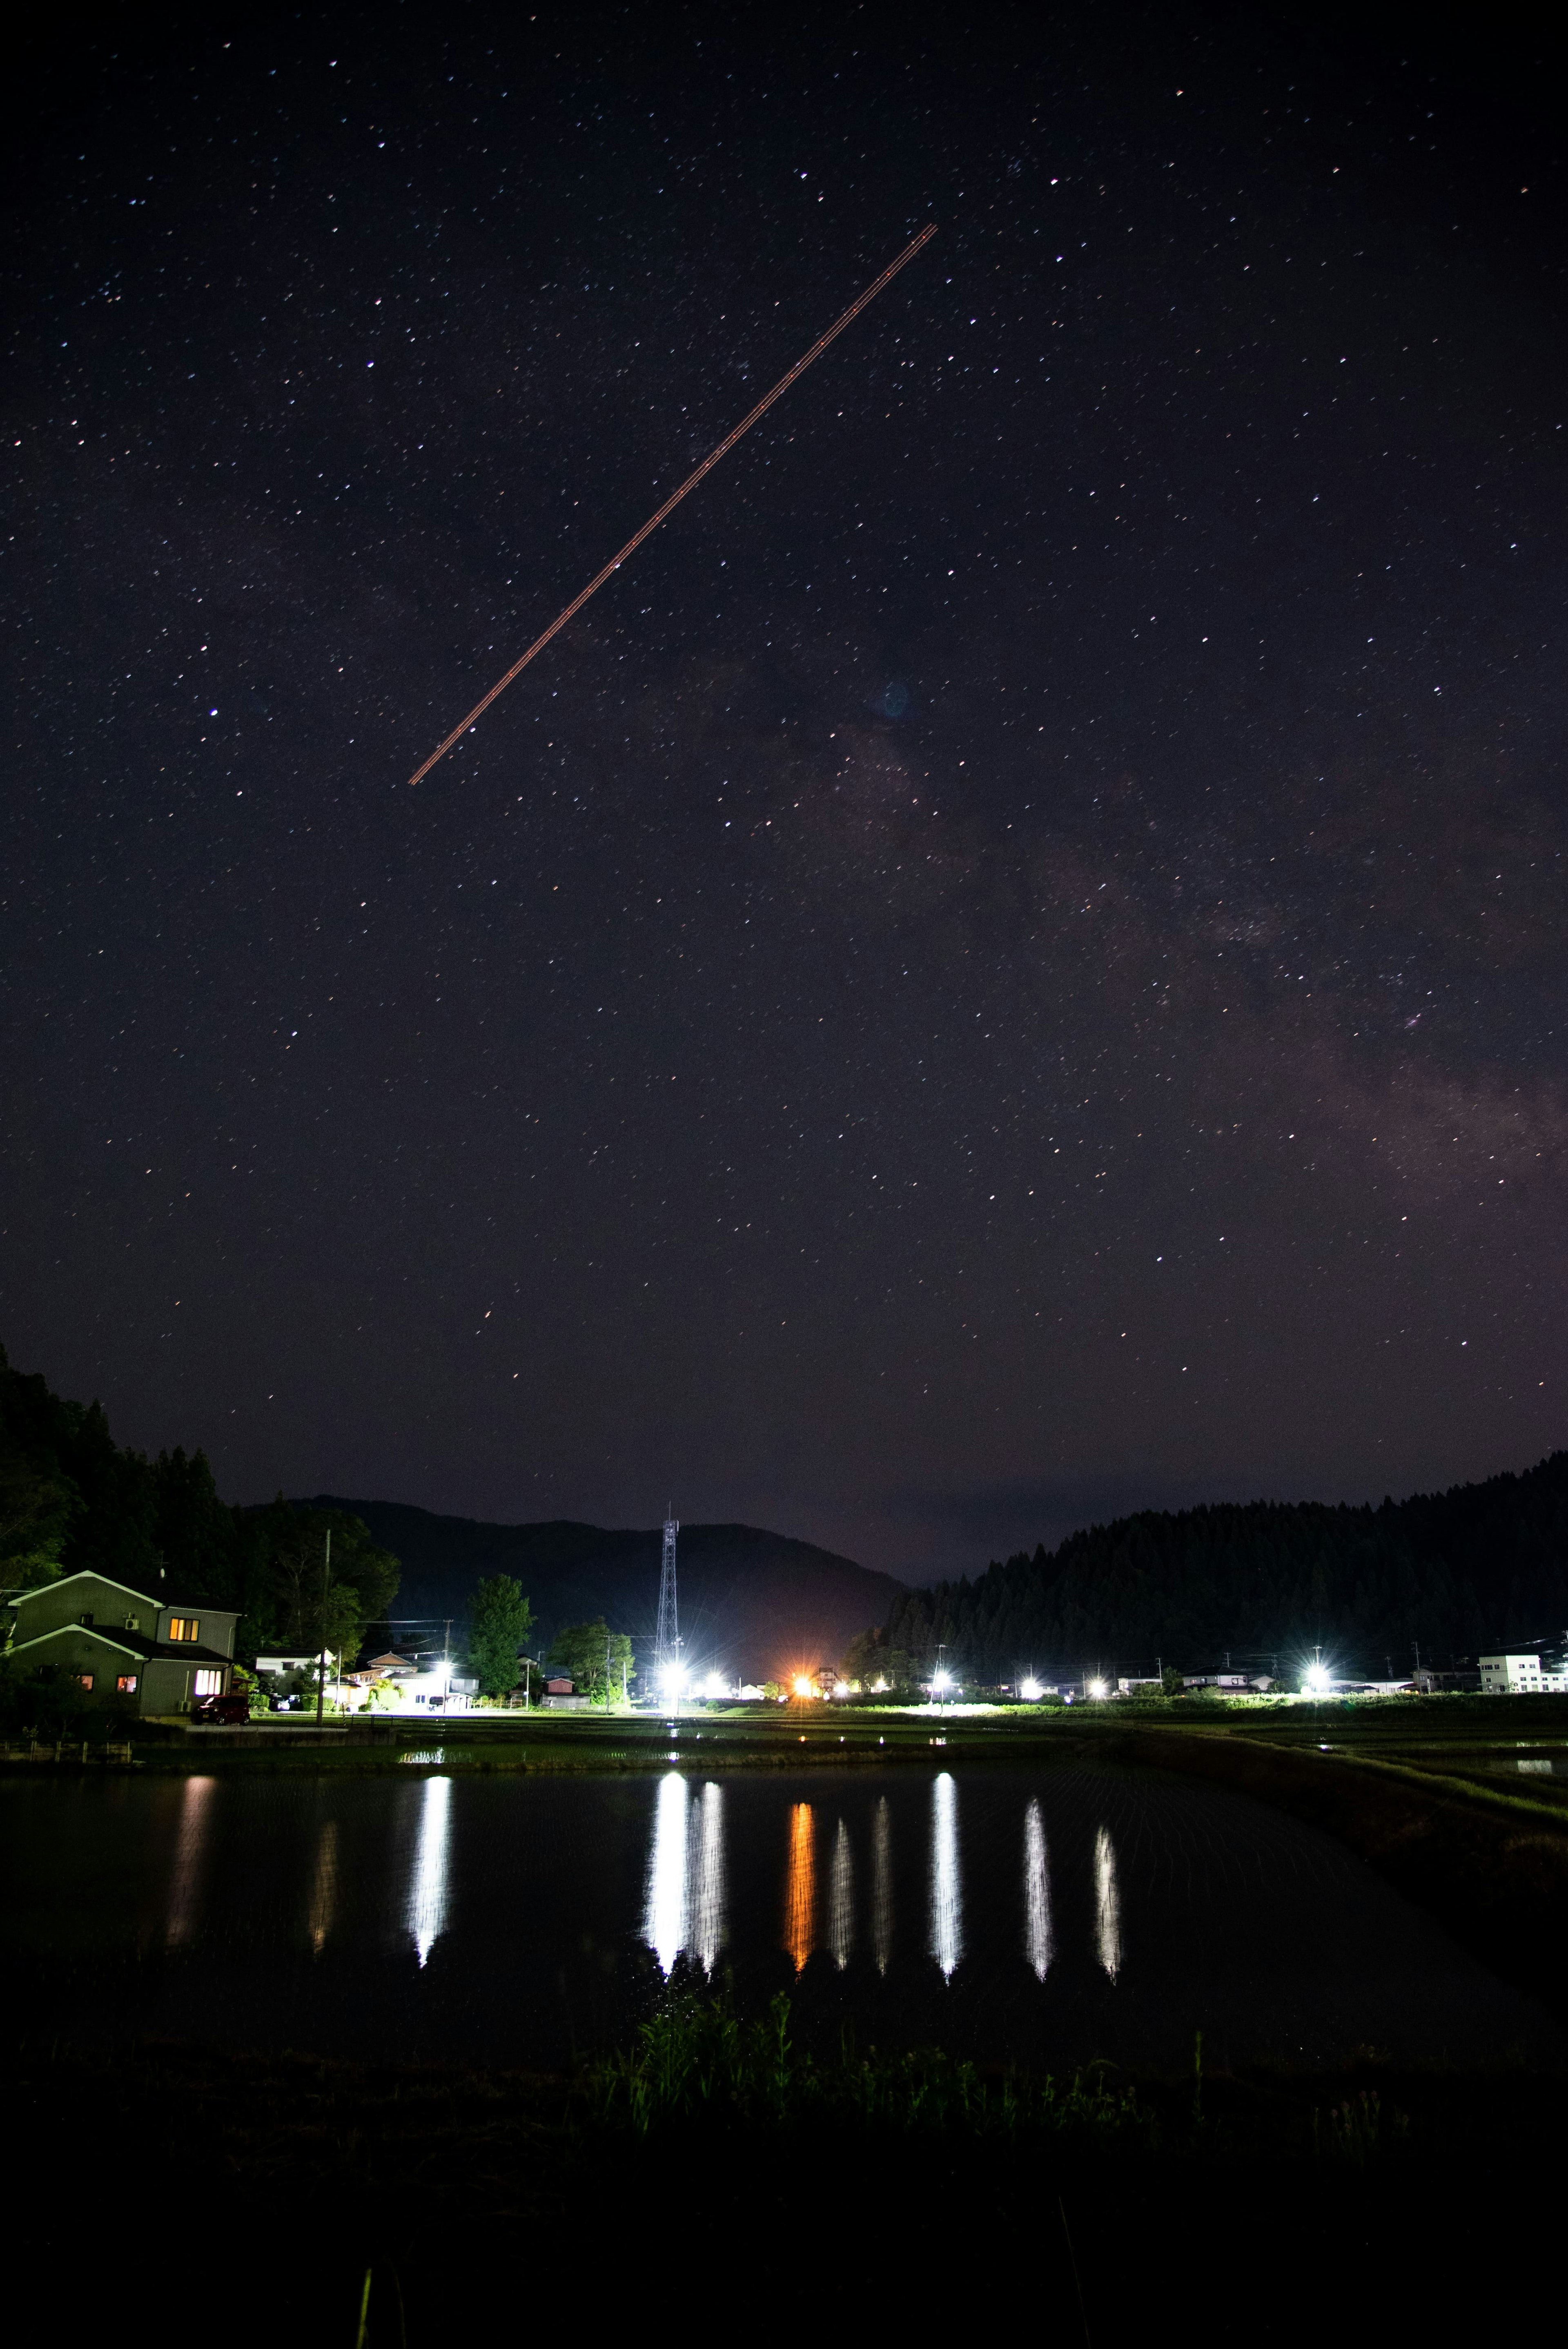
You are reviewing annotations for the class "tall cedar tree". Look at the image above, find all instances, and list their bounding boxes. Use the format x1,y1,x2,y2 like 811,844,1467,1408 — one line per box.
468,1574,535,1696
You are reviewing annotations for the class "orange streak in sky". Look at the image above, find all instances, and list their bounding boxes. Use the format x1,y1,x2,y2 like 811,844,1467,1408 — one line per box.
406,223,938,787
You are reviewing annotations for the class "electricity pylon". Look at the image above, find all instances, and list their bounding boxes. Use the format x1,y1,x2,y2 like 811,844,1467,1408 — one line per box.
655,1516,681,1693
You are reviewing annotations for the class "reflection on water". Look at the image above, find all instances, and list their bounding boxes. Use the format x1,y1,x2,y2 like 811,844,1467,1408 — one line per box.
645,1771,688,1976
166,1775,215,1948
929,1772,962,1980
1024,1797,1051,1981
828,1819,853,1971
309,1819,339,1955
644,1773,727,1977
7,1763,1558,2078
1094,1824,1121,1980
690,1782,725,1974
408,1775,451,1968
872,1796,893,1975
785,1803,815,1973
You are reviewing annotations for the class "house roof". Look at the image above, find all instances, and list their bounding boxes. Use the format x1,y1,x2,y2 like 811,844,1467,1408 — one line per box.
9,1622,234,1669
5,1568,234,1620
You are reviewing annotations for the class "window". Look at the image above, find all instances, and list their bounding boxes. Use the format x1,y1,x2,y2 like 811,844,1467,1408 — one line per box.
78,1673,94,1692
79,1611,95,1627
167,1618,200,1644
193,1669,223,1698
117,1674,138,1694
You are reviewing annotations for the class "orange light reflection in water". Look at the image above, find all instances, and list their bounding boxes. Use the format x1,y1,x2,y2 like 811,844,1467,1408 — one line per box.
785,1802,816,1974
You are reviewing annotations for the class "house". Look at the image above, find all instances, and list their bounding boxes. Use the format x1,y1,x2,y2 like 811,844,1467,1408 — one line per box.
1479,1651,1568,1694
2,1571,238,1717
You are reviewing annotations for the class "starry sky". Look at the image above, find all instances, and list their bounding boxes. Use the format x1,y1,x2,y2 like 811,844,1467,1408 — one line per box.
5,1,1567,1579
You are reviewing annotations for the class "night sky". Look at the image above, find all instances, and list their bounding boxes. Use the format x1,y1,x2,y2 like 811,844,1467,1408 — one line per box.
6,3,1567,1579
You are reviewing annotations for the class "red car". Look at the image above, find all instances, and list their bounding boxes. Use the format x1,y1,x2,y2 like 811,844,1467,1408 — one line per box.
191,1692,251,1725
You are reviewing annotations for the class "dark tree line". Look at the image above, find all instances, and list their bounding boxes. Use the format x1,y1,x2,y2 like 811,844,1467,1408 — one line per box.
0,1343,398,1667
877,1452,1568,1680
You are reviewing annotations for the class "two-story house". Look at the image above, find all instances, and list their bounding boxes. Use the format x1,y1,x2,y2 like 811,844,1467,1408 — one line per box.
3,1571,238,1716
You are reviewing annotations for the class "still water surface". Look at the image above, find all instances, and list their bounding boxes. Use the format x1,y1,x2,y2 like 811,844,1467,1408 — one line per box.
3,1763,1559,2072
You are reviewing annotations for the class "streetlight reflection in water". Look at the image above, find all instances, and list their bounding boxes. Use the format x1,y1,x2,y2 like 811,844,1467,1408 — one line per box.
828,1819,853,1971
785,1802,816,1973
408,1774,451,1968
1094,1823,1122,1980
644,1772,727,1977
871,1796,893,1975
1024,1796,1051,1981
929,1771,962,1979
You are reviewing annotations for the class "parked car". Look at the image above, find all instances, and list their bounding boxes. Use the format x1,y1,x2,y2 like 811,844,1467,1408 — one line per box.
191,1692,251,1725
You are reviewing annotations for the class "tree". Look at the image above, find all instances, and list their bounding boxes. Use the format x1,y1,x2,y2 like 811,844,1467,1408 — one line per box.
840,1627,887,1686
0,1448,78,1591
263,1502,400,1673
548,1618,635,1703
468,1575,534,1697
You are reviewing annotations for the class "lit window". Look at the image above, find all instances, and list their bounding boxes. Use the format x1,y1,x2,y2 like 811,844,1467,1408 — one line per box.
167,1618,200,1644
193,1669,223,1698
78,1673,94,1691
117,1674,138,1694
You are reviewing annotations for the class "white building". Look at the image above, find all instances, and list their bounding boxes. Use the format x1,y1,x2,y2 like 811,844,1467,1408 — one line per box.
1479,1652,1568,1694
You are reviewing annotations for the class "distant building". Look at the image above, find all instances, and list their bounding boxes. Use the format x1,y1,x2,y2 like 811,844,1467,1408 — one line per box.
1480,1651,1568,1694
1116,1677,1162,1695
2,1571,238,1716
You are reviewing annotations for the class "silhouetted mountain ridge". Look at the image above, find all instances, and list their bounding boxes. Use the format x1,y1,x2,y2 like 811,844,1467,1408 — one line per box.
299,1498,903,1683
881,1451,1568,1678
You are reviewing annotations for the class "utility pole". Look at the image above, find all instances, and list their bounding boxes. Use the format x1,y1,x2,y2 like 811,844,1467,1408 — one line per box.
444,1618,453,1709
315,1528,332,1724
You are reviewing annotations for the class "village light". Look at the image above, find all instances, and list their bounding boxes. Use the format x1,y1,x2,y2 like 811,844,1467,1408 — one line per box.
1087,1677,1108,1700
703,1671,728,1699
793,1674,815,1699
659,1662,686,1704
1304,1662,1332,1695
1020,1678,1043,1701
931,1668,954,1694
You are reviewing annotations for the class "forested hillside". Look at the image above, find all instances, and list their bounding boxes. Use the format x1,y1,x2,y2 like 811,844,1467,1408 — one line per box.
878,1454,1568,1680
307,1496,904,1682
0,1344,397,1666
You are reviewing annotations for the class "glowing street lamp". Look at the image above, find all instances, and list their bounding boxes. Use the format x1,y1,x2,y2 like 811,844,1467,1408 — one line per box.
1087,1677,1109,1700
1019,1677,1044,1702
1303,1662,1332,1696
792,1674,816,1700
702,1670,728,1700
659,1661,687,1713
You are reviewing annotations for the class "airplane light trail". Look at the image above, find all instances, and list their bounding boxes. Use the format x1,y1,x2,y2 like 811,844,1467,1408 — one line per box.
406,222,938,787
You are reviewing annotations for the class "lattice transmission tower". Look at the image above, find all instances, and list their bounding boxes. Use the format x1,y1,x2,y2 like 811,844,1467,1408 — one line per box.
655,1515,681,1690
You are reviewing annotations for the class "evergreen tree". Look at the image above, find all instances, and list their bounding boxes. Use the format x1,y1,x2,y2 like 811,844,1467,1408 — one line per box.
468,1574,534,1696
